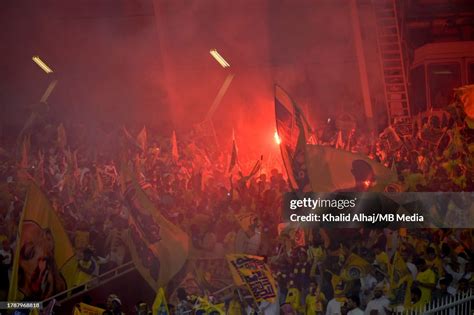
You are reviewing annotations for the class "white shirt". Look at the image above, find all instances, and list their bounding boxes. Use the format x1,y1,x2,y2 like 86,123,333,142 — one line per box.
258,300,279,315
348,308,364,315
365,296,390,315
326,299,342,315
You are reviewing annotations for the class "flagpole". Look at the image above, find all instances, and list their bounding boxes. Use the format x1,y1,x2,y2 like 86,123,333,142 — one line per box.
349,0,375,136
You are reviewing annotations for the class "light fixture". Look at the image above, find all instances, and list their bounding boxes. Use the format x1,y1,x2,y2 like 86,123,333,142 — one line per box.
32,56,53,74
210,49,230,68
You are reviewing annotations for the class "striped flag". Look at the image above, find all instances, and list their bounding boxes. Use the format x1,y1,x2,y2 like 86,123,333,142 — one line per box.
274,85,311,192
228,129,239,172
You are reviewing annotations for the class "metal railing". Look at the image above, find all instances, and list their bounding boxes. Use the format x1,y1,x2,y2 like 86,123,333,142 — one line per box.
392,289,473,315
42,261,135,306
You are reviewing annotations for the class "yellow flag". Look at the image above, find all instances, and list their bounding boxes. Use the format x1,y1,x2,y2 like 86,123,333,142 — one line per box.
226,254,277,303
76,302,105,315
341,254,372,280
122,166,189,289
390,252,410,287
330,273,345,296
152,288,170,315
305,145,397,192
8,183,77,301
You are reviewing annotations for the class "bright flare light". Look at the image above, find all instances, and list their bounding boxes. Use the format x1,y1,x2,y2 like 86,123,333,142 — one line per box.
32,56,53,74
274,131,281,145
210,49,230,68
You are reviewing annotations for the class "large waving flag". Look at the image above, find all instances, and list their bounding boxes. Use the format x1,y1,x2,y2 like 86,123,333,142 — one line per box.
226,254,277,303
228,129,239,172
305,145,397,192
9,183,77,302
341,254,372,281
274,85,311,191
122,166,189,290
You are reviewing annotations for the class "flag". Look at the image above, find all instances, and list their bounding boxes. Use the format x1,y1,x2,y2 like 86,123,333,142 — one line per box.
122,126,143,152
228,129,239,172
8,183,77,302
19,135,30,169
330,273,346,296
57,123,67,149
390,252,410,287
73,303,105,315
226,254,277,303
274,85,311,191
242,156,263,181
335,130,344,149
305,145,397,192
171,130,179,161
390,252,412,307
122,166,189,290
137,126,147,152
341,254,372,280
195,296,225,315
152,288,170,315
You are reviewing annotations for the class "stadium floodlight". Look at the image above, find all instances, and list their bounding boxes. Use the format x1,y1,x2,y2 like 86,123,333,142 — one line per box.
32,56,53,74
210,49,230,68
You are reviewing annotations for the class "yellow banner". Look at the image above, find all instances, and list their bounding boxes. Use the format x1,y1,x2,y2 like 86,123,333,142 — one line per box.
122,165,189,290
9,183,77,301
226,254,277,303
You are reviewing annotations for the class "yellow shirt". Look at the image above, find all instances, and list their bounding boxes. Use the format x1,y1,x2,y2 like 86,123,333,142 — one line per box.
286,287,301,312
416,269,436,305
305,292,326,315
426,257,443,277
228,299,243,315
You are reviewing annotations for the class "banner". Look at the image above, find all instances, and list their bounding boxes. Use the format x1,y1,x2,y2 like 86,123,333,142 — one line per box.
226,254,277,303
122,167,189,290
274,85,310,191
305,145,397,192
8,183,77,301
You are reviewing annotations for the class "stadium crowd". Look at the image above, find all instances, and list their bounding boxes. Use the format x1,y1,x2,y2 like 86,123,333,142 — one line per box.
0,96,473,315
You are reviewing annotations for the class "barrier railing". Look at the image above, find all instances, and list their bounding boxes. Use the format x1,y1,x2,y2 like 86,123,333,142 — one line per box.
392,289,473,315
42,261,135,306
